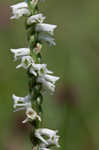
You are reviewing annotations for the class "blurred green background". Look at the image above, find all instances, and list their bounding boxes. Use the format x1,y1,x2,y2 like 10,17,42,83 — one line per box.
0,0,99,149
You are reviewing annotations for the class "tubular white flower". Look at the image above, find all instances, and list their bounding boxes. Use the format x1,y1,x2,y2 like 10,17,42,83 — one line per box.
38,33,56,46
29,63,59,92
35,23,57,35
10,8,30,19
30,64,53,76
44,74,60,84
22,107,41,123
39,131,60,148
40,135,60,148
10,48,30,61
34,64,53,76
16,56,34,69
10,2,28,10
39,74,59,92
10,2,30,19
40,136,60,149
47,135,60,148
35,128,59,145
37,77,55,92
12,94,31,112
29,64,43,76
29,64,46,76
27,14,46,25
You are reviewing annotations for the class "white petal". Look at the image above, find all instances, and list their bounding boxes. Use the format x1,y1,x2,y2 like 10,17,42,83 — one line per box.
29,67,37,76
12,94,24,104
44,74,60,84
10,2,28,10
16,63,23,69
35,128,58,145
35,132,48,145
22,118,29,124
10,2,30,20
36,23,57,35
14,107,25,112
37,77,55,92
10,8,30,19
47,135,60,148
27,14,46,25
10,48,30,61
23,107,41,123
16,56,34,69
38,33,56,46
12,94,31,112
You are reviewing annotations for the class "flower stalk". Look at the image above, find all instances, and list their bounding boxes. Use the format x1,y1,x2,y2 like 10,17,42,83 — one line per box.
10,0,60,149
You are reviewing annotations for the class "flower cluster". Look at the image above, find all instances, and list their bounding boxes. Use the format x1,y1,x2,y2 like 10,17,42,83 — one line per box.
35,128,60,149
10,0,60,150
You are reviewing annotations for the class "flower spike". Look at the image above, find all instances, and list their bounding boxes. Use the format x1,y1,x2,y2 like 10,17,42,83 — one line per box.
10,0,60,150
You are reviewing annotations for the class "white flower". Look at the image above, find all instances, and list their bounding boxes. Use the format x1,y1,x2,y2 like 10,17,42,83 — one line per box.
16,56,34,69
38,33,56,46
35,23,57,35
34,64,53,76
29,63,59,92
11,2,28,10
37,74,60,93
30,64,52,76
34,64,59,92
12,94,31,112
44,74,60,84
47,135,60,148
37,77,55,92
29,64,45,77
10,48,30,61
35,128,59,146
22,107,41,123
29,63,45,76
11,8,30,20
10,2,30,19
40,135,60,148
27,14,46,25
